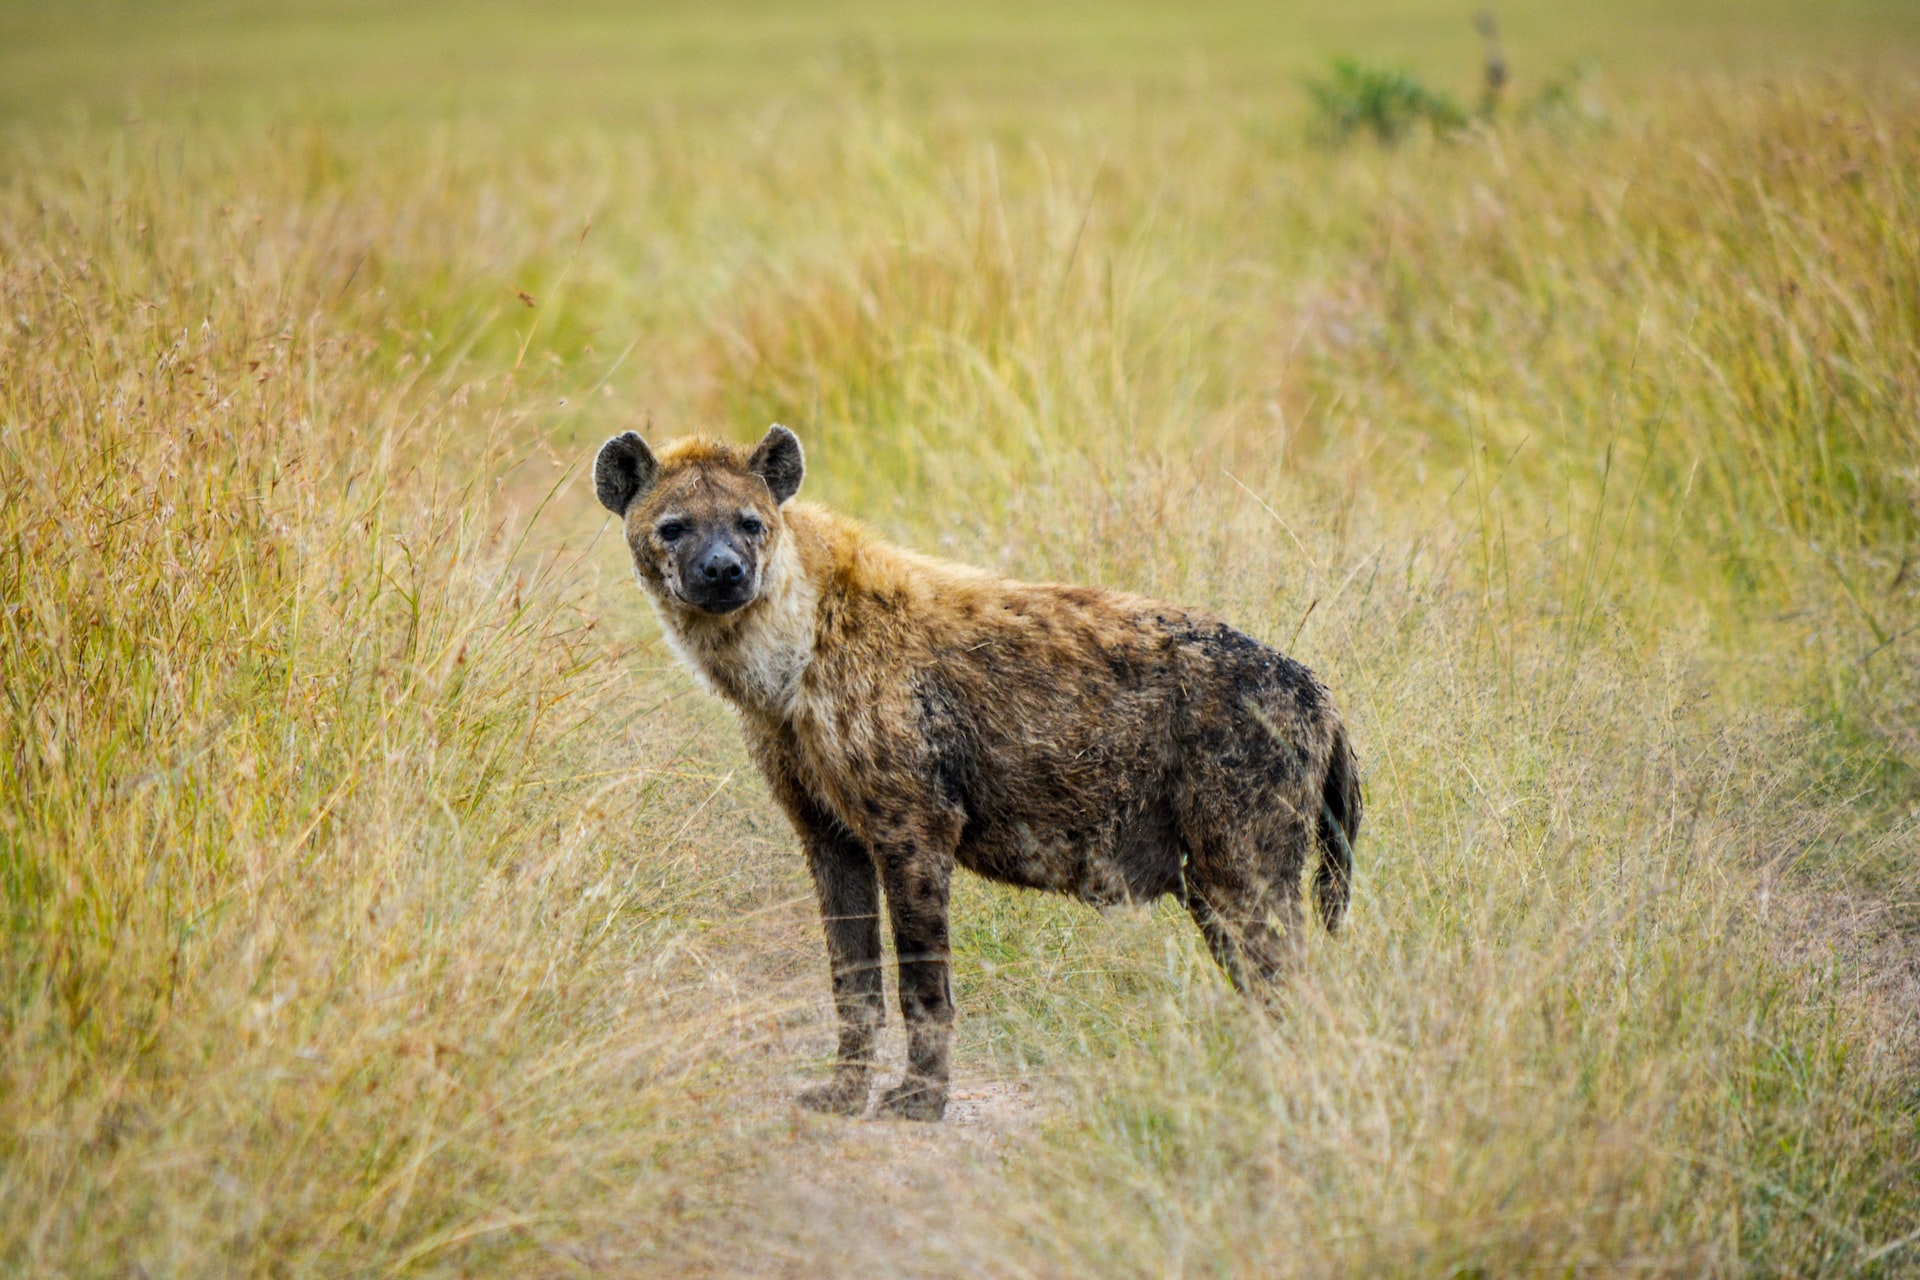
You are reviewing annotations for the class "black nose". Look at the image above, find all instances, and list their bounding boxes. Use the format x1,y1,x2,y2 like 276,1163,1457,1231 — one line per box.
697,546,745,585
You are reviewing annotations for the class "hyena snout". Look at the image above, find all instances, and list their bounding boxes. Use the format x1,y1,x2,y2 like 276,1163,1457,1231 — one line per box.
679,536,756,613
696,543,746,585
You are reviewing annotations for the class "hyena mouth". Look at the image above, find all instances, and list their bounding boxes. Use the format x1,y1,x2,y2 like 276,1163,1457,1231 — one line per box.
681,580,756,615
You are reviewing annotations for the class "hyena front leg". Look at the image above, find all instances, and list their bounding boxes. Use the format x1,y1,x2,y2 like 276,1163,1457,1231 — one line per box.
874,835,957,1121
796,826,884,1116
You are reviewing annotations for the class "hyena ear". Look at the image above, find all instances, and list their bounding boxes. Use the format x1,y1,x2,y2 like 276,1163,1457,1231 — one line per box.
594,431,658,516
747,423,804,504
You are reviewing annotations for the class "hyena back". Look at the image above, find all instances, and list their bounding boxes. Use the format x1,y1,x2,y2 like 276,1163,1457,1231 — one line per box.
595,424,1361,1121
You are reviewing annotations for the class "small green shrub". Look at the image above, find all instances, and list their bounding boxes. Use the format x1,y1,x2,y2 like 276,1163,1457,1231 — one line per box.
1306,58,1468,144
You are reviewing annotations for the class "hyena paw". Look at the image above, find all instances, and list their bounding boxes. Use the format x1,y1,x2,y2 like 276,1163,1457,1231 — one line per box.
875,1078,947,1122
795,1076,869,1117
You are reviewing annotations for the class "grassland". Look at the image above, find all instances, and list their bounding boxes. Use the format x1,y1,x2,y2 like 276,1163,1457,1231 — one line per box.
3,1,1919,1275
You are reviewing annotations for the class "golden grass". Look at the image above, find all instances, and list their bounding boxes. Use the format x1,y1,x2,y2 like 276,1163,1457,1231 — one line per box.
2,8,1918,1275
0,131,760,1274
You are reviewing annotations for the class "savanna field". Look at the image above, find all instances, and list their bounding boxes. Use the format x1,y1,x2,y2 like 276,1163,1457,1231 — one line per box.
4,0,1920,1274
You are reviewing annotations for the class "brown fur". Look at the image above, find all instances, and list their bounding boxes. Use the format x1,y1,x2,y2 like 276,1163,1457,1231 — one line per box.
594,425,1361,1121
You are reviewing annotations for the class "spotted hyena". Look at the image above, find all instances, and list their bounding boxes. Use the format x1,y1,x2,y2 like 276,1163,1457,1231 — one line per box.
594,424,1361,1121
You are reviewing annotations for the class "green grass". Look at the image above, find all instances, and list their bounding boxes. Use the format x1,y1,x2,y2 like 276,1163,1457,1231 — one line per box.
3,1,1918,1275
6,0,1920,122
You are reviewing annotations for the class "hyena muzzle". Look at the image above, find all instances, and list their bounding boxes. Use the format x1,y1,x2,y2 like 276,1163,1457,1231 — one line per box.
595,424,1361,1121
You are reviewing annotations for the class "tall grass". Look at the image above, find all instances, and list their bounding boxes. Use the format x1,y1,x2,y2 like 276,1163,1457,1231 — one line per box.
0,132,770,1274
2,8,1917,1275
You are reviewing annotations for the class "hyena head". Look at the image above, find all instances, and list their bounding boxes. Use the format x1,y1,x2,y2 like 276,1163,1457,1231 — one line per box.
593,424,804,617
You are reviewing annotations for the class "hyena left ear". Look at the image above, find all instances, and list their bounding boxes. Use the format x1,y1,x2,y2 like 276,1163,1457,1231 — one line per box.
747,423,804,504
594,431,658,516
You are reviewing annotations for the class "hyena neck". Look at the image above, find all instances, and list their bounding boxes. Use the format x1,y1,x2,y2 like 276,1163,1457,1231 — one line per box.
652,527,820,722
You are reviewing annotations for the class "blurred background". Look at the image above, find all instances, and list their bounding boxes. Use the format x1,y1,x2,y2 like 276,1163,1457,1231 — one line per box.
6,0,1920,121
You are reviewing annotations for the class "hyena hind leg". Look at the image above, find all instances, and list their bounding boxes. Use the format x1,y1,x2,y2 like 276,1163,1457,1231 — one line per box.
1183,857,1307,996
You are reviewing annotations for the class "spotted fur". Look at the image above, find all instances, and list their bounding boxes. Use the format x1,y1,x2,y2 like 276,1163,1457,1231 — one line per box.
595,425,1362,1121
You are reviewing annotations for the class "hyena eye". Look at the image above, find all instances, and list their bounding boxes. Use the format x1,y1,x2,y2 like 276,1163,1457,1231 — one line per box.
739,515,765,536
656,521,685,542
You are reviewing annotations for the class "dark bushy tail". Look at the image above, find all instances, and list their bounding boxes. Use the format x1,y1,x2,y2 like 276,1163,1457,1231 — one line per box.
1314,722,1362,932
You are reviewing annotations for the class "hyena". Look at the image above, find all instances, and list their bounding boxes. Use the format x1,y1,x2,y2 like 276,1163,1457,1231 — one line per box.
594,424,1361,1121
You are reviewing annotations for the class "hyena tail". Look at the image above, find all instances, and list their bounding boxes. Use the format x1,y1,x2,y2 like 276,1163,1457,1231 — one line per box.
1313,721,1362,932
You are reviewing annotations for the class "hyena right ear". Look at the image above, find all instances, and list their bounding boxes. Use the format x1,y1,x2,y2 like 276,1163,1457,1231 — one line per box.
748,423,804,504
594,432,658,516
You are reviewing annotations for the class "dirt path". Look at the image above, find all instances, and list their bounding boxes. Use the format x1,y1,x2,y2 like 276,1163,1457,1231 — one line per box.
663,1008,1048,1278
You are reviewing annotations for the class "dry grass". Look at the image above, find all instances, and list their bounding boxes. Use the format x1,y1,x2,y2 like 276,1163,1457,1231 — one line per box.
3,4,1918,1275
